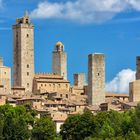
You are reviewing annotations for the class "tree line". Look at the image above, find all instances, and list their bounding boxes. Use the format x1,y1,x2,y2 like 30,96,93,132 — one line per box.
60,104,140,140
1,104,140,140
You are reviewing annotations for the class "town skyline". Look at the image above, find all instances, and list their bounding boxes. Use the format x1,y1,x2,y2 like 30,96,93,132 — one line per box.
0,0,140,93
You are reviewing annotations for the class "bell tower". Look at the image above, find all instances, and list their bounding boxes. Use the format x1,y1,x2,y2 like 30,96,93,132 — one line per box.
52,41,67,80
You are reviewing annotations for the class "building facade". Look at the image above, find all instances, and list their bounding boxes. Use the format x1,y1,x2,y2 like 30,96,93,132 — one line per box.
136,56,140,80
52,42,67,80
0,57,11,92
33,73,70,94
129,80,140,102
13,13,34,92
88,53,105,105
74,73,86,88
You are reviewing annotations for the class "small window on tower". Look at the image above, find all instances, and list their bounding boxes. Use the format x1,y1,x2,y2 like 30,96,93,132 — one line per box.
26,19,29,24
27,64,29,68
27,72,29,76
98,73,100,76
27,34,29,38
66,84,68,88
27,83,29,87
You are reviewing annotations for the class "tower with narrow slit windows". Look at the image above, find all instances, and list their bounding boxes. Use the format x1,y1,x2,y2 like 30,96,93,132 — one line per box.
88,53,105,105
13,12,34,92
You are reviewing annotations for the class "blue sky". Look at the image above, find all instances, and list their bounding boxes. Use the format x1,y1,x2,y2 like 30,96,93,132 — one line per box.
0,0,140,93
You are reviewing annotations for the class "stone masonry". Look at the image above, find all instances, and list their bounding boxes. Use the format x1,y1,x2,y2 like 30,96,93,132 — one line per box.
0,57,11,92
74,73,86,88
88,53,105,105
13,13,34,92
52,42,67,80
136,56,140,80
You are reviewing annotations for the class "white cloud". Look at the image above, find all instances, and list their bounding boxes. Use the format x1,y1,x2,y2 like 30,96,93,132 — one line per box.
106,69,135,93
30,0,140,24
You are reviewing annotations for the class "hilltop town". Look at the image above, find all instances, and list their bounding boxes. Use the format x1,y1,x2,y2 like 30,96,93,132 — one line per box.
0,12,140,133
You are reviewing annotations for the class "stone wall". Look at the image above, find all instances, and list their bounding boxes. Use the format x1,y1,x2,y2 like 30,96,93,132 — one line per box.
88,53,105,105
13,15,34,92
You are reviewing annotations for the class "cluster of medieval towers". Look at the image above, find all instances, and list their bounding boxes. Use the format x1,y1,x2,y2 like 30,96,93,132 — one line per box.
1,12,106,105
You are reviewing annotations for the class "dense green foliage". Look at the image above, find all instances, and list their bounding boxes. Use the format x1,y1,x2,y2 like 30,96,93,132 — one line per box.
0,104,56,140
60,104,140,140
32,117,56,140
2,104,140,140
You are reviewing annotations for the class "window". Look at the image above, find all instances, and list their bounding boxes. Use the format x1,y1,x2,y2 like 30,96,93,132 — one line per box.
27,64,29,68
41,84,43,87
27,34,29,37
66,94,68,98
98,73,100,76
27,83,29,87
66,84,68,88
27,72,29,76
26,19,29,24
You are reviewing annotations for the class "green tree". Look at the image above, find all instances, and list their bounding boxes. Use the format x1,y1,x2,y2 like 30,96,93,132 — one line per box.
131,103,140,134
100,121,115,139
32,117,56,140
0,104,35,140
60,114,81,140
61,110,95,140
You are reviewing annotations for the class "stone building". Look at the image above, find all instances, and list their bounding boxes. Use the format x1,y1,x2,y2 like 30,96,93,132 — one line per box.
74,73,86,88
13,12,34,92
52,42,67,80
136,56,140,80
33,73,70,94
129,56,140,102
0,57,11,92
129,80,140,102
88,53,105,105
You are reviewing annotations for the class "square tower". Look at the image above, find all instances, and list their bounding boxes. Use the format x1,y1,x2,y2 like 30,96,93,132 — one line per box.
136,56,140,80
88,53,105,105
52,42,67,80
13,12,34,92
74,73,86,88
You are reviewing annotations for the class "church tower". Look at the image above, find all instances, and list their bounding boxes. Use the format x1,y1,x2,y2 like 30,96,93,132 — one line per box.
88,53,105,105
13,12,34,92
52,42,67,80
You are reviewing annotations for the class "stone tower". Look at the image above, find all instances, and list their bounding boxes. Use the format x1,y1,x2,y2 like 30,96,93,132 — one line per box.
136,56,140,80
52,42,67,80
88,53,105,105
13,12,34,92
74,73,86,88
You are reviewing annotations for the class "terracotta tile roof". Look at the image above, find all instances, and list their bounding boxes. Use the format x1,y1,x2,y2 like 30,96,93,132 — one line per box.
121,101,138,107
35,79,70,83
105,92,129,97
35,73,63,79
16,97,43,101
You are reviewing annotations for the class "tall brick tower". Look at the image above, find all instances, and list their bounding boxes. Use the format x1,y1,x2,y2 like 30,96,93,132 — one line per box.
52,41,67,80
136,56,140,80
88,53,105,105
13,12,34,92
